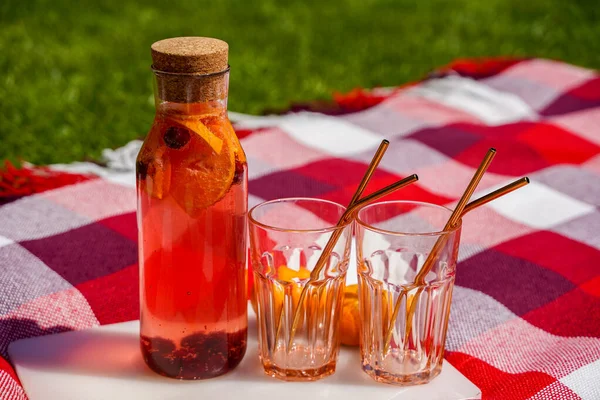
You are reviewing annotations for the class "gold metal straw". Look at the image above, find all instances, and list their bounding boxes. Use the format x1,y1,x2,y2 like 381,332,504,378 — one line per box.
349,140,390,208
463,177,529,214
311,175,421,282
389,176,529,351
383,147,497,353
286,174,419,348
274,139,389,344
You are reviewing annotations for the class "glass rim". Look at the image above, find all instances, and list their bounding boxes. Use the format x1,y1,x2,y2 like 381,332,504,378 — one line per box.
248,197,351,233
356,200,462,237
151,65,230,78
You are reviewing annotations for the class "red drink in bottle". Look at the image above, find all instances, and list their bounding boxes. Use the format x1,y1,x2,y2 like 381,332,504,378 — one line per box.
136,37,247,380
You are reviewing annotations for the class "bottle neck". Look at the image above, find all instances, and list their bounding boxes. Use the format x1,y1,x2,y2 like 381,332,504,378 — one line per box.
153,68,229,115
155,99,228,117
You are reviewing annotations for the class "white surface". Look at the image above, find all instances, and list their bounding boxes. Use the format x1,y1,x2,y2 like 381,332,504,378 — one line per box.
482,180,595,229
0,235,14,248
560,359,600,400
231,111,383,156
48,161,136,188
407,75,538,125
279,113,383,155
9,312,481,400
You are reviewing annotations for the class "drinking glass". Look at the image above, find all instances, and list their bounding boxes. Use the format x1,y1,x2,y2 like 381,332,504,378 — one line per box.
355,201,461,385
249,198,352,381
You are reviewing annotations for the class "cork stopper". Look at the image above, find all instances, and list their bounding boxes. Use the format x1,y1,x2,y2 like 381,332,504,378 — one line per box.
151,37,229,103
151,37,228,74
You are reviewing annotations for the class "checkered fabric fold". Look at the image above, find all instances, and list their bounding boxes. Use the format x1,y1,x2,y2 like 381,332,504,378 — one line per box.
1,58,599,400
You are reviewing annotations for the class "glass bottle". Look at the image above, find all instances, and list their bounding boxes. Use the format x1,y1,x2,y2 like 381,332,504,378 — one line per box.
136,37,248,380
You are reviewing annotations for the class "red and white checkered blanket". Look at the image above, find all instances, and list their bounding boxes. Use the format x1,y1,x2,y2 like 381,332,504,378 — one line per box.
1,58,599,400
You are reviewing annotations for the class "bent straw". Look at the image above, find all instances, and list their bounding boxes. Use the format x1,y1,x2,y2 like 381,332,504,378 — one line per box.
349,140,390,209
391,176,529,352
312,175,420,283
463,177,529,214
383,148,497,353
285,174,420,348
273,139,389,344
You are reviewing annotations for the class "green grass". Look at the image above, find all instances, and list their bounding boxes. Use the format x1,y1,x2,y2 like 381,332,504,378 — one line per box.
1,0,599,165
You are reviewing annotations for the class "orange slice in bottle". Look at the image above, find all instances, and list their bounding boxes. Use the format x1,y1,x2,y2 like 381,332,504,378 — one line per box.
145,158,171,199
137,133,172,200
167,115,235,217
177,117,223,155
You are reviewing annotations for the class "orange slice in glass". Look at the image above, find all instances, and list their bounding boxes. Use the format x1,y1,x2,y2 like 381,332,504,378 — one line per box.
340,284,360,346
250,266,311,316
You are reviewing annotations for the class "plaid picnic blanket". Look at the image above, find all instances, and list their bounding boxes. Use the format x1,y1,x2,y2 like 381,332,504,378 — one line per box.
1,57,599,400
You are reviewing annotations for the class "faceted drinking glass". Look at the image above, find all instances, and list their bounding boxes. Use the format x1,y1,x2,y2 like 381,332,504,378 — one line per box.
355,201,461,385
249,198,352,381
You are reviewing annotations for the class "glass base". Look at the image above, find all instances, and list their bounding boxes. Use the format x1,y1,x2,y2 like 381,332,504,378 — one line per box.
263,360,336,381
362,363,442,386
